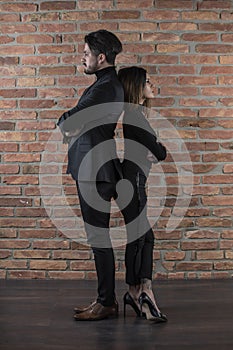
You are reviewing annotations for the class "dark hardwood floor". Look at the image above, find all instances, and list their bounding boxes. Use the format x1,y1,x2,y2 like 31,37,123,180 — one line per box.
0,279,232,350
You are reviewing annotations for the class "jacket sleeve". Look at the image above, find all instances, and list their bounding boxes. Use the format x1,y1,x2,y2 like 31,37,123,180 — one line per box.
57,83,122,132
124,112,167,162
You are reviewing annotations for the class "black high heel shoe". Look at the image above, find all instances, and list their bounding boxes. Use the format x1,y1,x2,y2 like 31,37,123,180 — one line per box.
138,292,167,322
123,292,145,318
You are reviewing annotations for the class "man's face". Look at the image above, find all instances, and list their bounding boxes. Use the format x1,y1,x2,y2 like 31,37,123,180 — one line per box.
81,43,99,74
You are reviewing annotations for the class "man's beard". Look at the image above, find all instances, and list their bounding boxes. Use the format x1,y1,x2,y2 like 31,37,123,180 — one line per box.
84,62,98,75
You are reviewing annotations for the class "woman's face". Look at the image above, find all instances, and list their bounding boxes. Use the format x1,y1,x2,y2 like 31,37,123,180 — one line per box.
142,76,154,100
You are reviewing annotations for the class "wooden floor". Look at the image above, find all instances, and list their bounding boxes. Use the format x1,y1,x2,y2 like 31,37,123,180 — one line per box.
0,279,232,350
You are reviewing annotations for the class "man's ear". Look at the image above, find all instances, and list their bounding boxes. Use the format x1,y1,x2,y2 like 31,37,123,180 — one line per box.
98,53,106,64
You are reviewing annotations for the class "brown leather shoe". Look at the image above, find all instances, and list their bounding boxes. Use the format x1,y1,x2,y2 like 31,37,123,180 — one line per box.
74,301,97,314
74,299,118,314
73,302,118,321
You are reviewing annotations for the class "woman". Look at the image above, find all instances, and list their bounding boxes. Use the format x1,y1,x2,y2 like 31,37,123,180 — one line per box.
118,66,167,322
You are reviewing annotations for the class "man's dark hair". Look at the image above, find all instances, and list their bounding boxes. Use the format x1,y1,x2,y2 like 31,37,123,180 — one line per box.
84,29,122,65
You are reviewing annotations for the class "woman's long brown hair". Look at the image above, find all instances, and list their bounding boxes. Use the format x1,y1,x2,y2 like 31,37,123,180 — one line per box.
118,66,151,111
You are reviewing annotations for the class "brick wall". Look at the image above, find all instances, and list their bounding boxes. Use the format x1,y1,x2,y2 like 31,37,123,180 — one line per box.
0,0,233,280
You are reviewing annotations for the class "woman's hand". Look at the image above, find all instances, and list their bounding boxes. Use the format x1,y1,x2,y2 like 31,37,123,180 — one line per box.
147,151,158,163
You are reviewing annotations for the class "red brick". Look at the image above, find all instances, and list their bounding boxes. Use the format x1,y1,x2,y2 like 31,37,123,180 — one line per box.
39,23,76,33
8,271,46,279
119,22,156,31
101,11,140,19
0,111,36,120
197,217,232,227
221,12,233,20
0,186,21,195
40,1,76,10
17,34,53,44
159,66,195,75
185,230,220,239
160,22,197,30
0,132,36,142
0,208,14,217
214,261,233,270
182,11,219,20
4,153,40,162
199,130,233,139
199,23,233,31
157,44,189,53
181,241,218,250
0,100,16,109
38,45,74,54
0,121,15,130
180,99,216,107
32,240,70,250
0,35,14,44
178,76,217,85
22,13,60,22
203,175,233,184
53,251,90,259
220,98,233,106
0,229,17,238
156,0,194,8
3,175,38,185
176,262,213,271
0,261,27,269
0,67,35,76
0,250,12,259
19,229,56,239
38,88,75,99
196,44,233,53
17,121,55,130
0,24,36,34
18,77,55,88
0,78,15,88
0,57,18,65
160,86,198,96
16,208,48,217
39,66,75,76
116,0,153,9
70,261,95,270
213,208,233,217
202,196,233,206
30,260,67,270
200,108,233,117
162,262,175,271
80,22,118,32
180,55,217,64
225,251,233,259
141,55,177,64
143,10,179,20
164,252,186,260
223,164,233,173
14,250,50,259
203,153,233,162
124,43,155,53
19,99,56,109
21,56,58,66
48,271,85,279
0,239,31,248
0,2,37,11
198,1,232,9
0,165,19,174
0,89,36,98
222,186,233,195
0,13,20,21
220,240,233,249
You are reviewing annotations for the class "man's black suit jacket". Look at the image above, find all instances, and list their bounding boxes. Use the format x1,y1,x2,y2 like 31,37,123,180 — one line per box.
57,66,124,182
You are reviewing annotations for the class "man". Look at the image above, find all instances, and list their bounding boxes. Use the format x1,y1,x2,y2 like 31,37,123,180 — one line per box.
57,30,124,320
